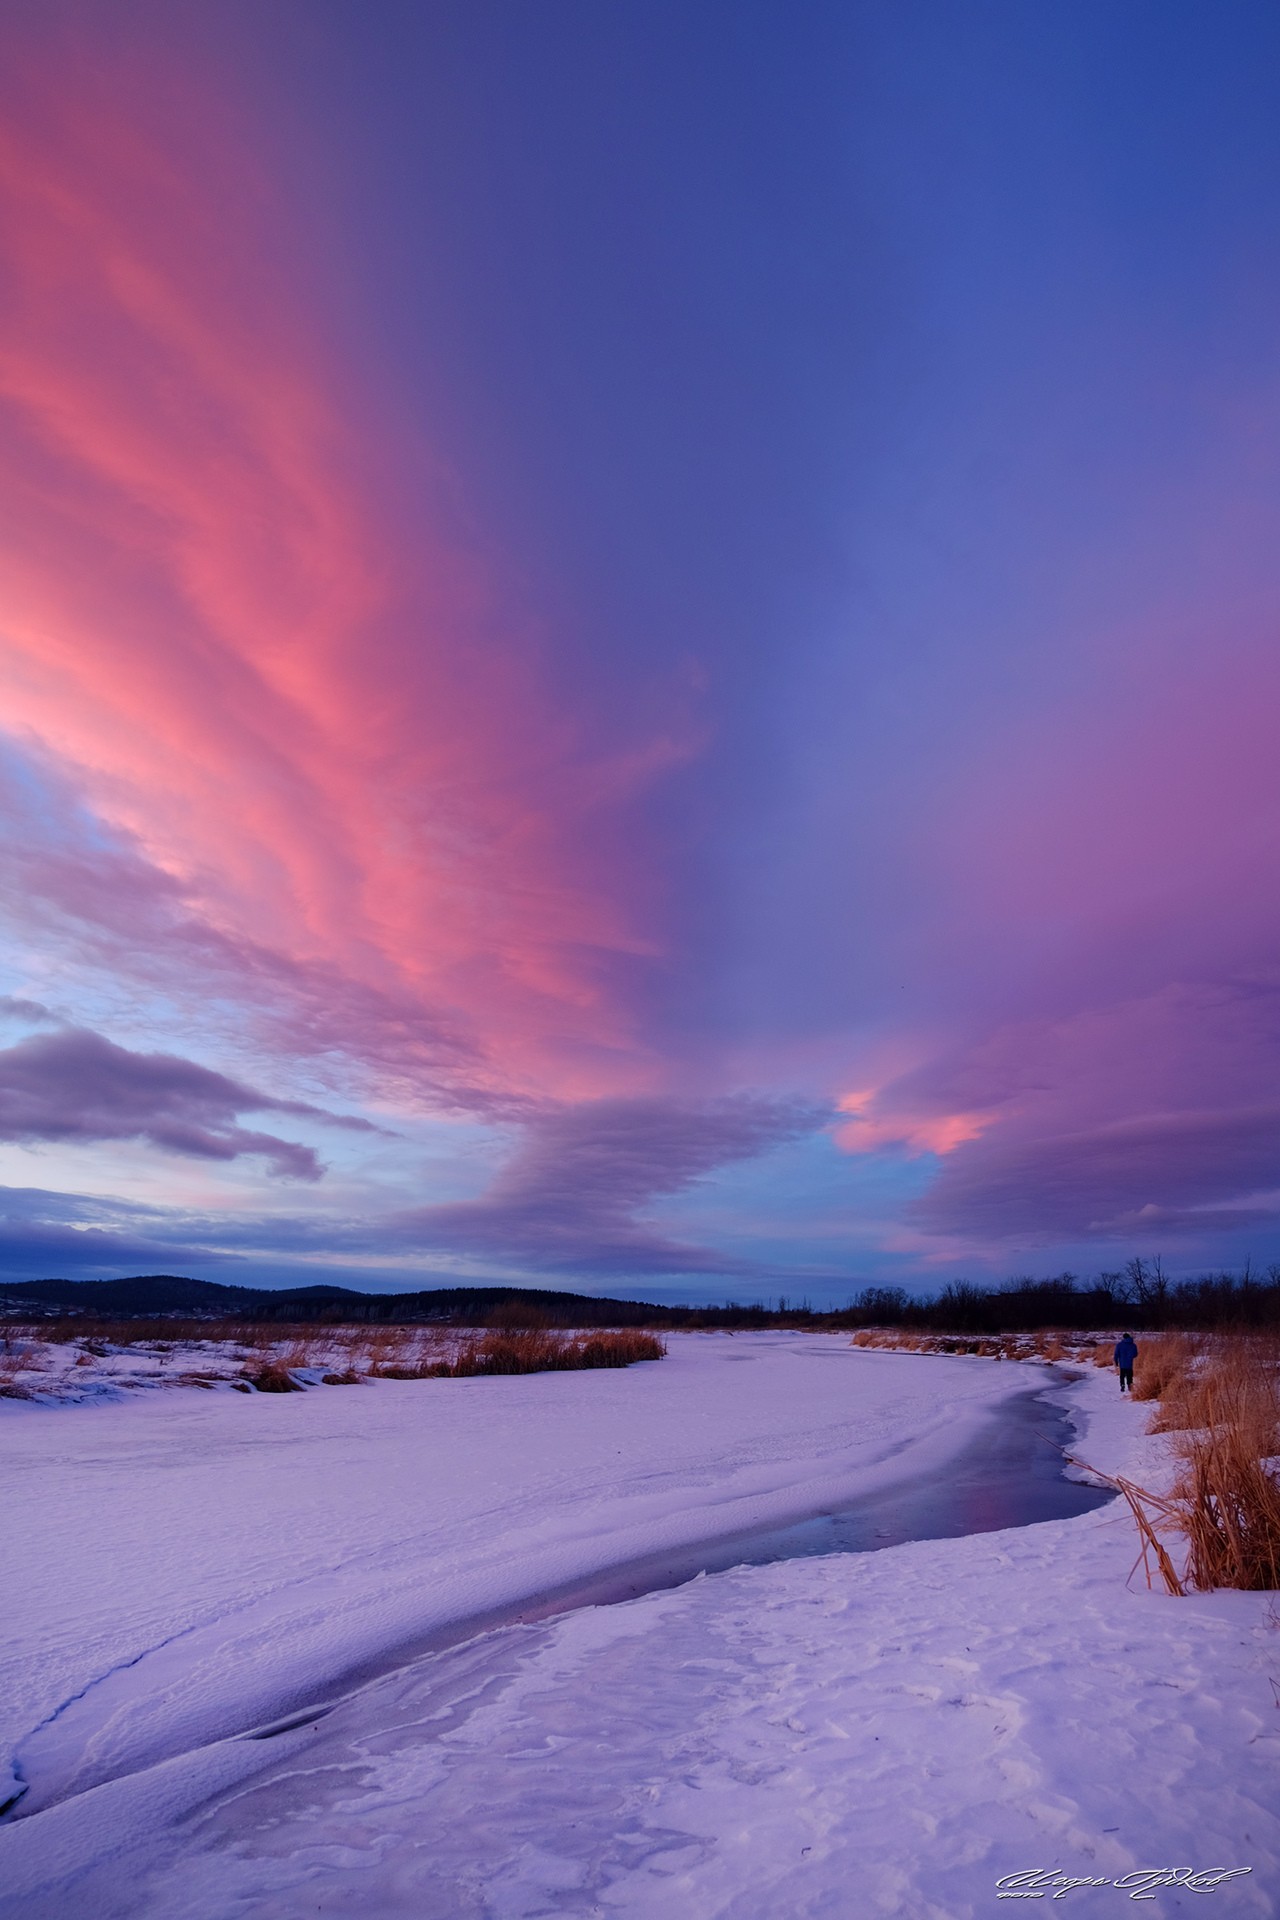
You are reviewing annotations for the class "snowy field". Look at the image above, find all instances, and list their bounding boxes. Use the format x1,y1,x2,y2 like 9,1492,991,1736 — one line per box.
1,1334,1276,1917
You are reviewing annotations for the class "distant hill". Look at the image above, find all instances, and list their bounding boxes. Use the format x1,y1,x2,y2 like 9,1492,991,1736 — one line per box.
0,1274,676,1327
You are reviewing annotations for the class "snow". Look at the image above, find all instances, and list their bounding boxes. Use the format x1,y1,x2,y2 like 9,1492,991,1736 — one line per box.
0,1324,471,1403
1,1335,1276,1917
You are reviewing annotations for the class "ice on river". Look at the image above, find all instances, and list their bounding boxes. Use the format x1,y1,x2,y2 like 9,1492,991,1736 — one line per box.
1,1335,1276,1916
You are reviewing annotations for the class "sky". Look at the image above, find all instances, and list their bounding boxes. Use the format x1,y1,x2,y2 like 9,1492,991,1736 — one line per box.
2,1,1280,1304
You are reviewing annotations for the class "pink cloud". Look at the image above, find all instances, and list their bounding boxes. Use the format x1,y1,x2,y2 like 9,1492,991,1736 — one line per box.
877,980,1280,1244
0,63,684,1107
833,1087,990,1157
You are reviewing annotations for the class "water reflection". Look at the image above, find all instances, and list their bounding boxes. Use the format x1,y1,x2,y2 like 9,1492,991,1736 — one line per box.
511,1373,1113,1621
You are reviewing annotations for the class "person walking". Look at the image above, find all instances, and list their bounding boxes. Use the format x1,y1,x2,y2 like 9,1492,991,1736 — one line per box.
1114,1332,1137,1393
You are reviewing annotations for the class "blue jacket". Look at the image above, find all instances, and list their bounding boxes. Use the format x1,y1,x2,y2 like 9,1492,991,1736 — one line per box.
1114,1337,1137,1368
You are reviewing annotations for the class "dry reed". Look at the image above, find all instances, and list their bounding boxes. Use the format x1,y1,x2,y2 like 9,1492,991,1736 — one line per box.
850,1327,1108,1364
240,1358,306,1393
1130,1333,1196,1403
0,1328,37,1399
0,1315,666,1397
1079,1335,1280,1594
1165,1339,1280,1591
445,1328,665,1377
575,1330,666,1368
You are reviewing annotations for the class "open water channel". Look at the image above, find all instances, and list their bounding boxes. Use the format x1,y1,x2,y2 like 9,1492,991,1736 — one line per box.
250,1368,1113,1740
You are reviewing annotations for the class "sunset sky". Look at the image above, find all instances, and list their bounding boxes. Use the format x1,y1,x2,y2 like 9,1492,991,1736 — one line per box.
2,1,1280,1302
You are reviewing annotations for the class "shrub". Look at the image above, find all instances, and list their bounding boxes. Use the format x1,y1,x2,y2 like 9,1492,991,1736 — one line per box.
574,1330,666,1367
442,1327,665,1378
243,1362,305,1393
450,1329,574,1376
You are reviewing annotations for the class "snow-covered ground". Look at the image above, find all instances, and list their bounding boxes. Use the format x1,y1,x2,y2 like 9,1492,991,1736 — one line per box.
1,1335,1276,1917
0,1324,472,1402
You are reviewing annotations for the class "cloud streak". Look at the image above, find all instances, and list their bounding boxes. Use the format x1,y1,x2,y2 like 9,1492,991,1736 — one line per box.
0,60,688,1110
396,1096,823,1274
4,18,1280,1294
914,1107,1280,1242
0,738,488,1110
0,1183,240,1279
0,1026,358,1179
832,981,1280,1250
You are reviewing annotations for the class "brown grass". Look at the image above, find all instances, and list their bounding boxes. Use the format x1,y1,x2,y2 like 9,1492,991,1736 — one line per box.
1130,1333,1196,1403
358,1325,405,1373
449,1329,569,1376
0,1326,44,1398
1077,1335,1280,1594
35,1316,226,1347
0,1363,33,1399
1164,1339,1280,1591
241,1360,306,1393
1145,1358,1204,1432
445,1328,665,1377
849,1327,1108,1364
0,1316,665,1397
575,1330,666,1368
363,1327,450,1378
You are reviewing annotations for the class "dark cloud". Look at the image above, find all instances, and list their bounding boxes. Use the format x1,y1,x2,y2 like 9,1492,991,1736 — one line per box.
0,1184,238,1277
0,997,58,1025
0,1027,344,1179
0,1184,409,1287
393,1094,823,1274
0,1096,836,1289
845,981,1280,1249
914,1105,1280,1242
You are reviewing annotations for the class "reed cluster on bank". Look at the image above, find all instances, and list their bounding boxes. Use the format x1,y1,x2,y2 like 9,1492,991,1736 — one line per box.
0,1318,667,1399
1069,1334,1280,1595
1137,1336,1280,1591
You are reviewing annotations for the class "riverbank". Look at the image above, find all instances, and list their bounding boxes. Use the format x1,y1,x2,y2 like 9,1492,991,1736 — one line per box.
2,1338,1276,1916
0,1321,662,1403
0,1335,1020,1817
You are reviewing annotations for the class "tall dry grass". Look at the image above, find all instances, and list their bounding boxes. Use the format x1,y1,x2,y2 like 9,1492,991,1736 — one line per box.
446,1328,665,1377
0,1326,40,1398
576,1330,665,1368
850,1327,1108,1363
1077,1335,1280,1594
1164,1339,1280,1591
366,1327,449,1379
1130,1333,1197,1403
232,1324,666,1384
241,1361,305,1392
0,1315,667,1395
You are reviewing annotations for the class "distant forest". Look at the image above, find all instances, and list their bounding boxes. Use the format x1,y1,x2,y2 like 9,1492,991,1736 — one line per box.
839,1261,1280,1334
1,1259,1278,1332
